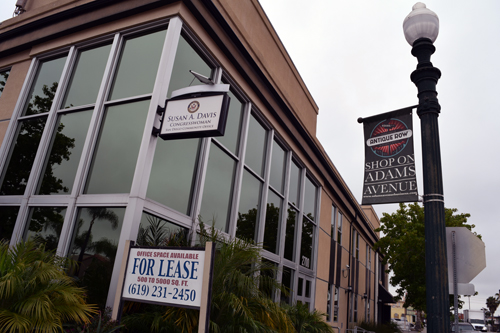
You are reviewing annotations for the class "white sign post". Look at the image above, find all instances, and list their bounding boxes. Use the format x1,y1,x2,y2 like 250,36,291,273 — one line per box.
112,241,215,332
446,227,486,293
446,227,486,333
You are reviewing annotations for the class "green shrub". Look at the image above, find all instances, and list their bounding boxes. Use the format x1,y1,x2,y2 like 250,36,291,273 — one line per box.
0,240,97,333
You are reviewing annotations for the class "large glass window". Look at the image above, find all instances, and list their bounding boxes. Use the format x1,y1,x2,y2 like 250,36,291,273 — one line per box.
300,217,313,269
300,176,317,269
108,29,167,101
23,57,67,116
215,90,243,156
199,143,235,231
200,87,244,231
63,44,112,108
0,206,18,241
166,35,212,97
68,207,125,309
244,115,267,177
269,140,285,193
288,161,300,207
24,206,66,251
236,170,262,242
262,139,286,255
85,100,150,194
147,138,200,214
302,176,316,220
137,212,188,247
37,110,93,194
0,56,67,195
0,118,47,195
281,266,293,304
284,206,297,261
263,190,282,254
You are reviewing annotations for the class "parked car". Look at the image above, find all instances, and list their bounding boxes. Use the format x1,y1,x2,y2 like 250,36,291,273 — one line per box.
450,322,475,332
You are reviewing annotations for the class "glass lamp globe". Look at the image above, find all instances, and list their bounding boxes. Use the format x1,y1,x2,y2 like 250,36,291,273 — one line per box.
403,2,439,46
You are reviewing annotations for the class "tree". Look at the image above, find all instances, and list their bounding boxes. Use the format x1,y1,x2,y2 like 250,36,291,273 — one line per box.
374,203,478,315
0,240,97,333
76,208,119,267
486,296,499,320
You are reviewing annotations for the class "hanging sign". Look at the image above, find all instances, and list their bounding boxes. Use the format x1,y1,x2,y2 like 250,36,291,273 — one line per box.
359,106,418,205
158,84,230,140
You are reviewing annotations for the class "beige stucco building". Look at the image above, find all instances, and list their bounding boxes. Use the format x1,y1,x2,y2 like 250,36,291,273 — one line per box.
0,0,392,330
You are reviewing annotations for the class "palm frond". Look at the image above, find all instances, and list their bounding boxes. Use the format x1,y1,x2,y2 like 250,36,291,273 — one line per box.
0,240,97,333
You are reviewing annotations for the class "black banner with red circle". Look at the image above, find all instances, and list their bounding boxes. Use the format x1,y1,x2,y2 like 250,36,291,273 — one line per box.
361,106,418,205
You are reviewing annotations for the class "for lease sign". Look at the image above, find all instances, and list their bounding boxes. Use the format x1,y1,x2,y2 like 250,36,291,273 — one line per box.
122,248,206,308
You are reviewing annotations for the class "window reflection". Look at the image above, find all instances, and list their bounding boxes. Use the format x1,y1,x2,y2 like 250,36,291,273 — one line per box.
260,259,277,299
1,57,67,196
23,57,67,116
148,138,200,214
215,90,243,156
37,110,93,194
25,207,66,251
166,35,213,98
137,212,189,247
0,117,47,195
68,207,124,309
244,115,267,177
0,206,19,242
269,140,285,193
85,100,150,194
289,161,300,207
263,190,282,254
300,217,314,269
109,29,167,101
235,170,261,242
199,143,235,232
284,206,297,261
63,44,111,108
303,176,316,220
281,266,293,304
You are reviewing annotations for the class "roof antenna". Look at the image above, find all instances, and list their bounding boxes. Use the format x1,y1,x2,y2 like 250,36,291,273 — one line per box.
14,0,28,16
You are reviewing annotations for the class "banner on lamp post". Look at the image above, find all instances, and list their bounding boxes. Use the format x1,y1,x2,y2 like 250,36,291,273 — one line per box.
360,106,418,205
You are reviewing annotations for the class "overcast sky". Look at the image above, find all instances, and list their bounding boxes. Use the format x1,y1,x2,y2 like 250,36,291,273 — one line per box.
256,0,500,311
1,0,499,312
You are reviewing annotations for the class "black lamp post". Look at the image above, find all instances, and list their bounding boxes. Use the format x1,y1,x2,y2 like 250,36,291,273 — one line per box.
403,3,449,333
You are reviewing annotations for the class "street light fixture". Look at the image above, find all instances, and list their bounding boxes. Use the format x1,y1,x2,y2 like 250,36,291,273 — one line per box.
403,3,449,333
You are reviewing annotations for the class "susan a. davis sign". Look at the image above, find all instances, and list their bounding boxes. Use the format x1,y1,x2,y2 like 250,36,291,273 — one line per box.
159,84,230,140
359,106,418,205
